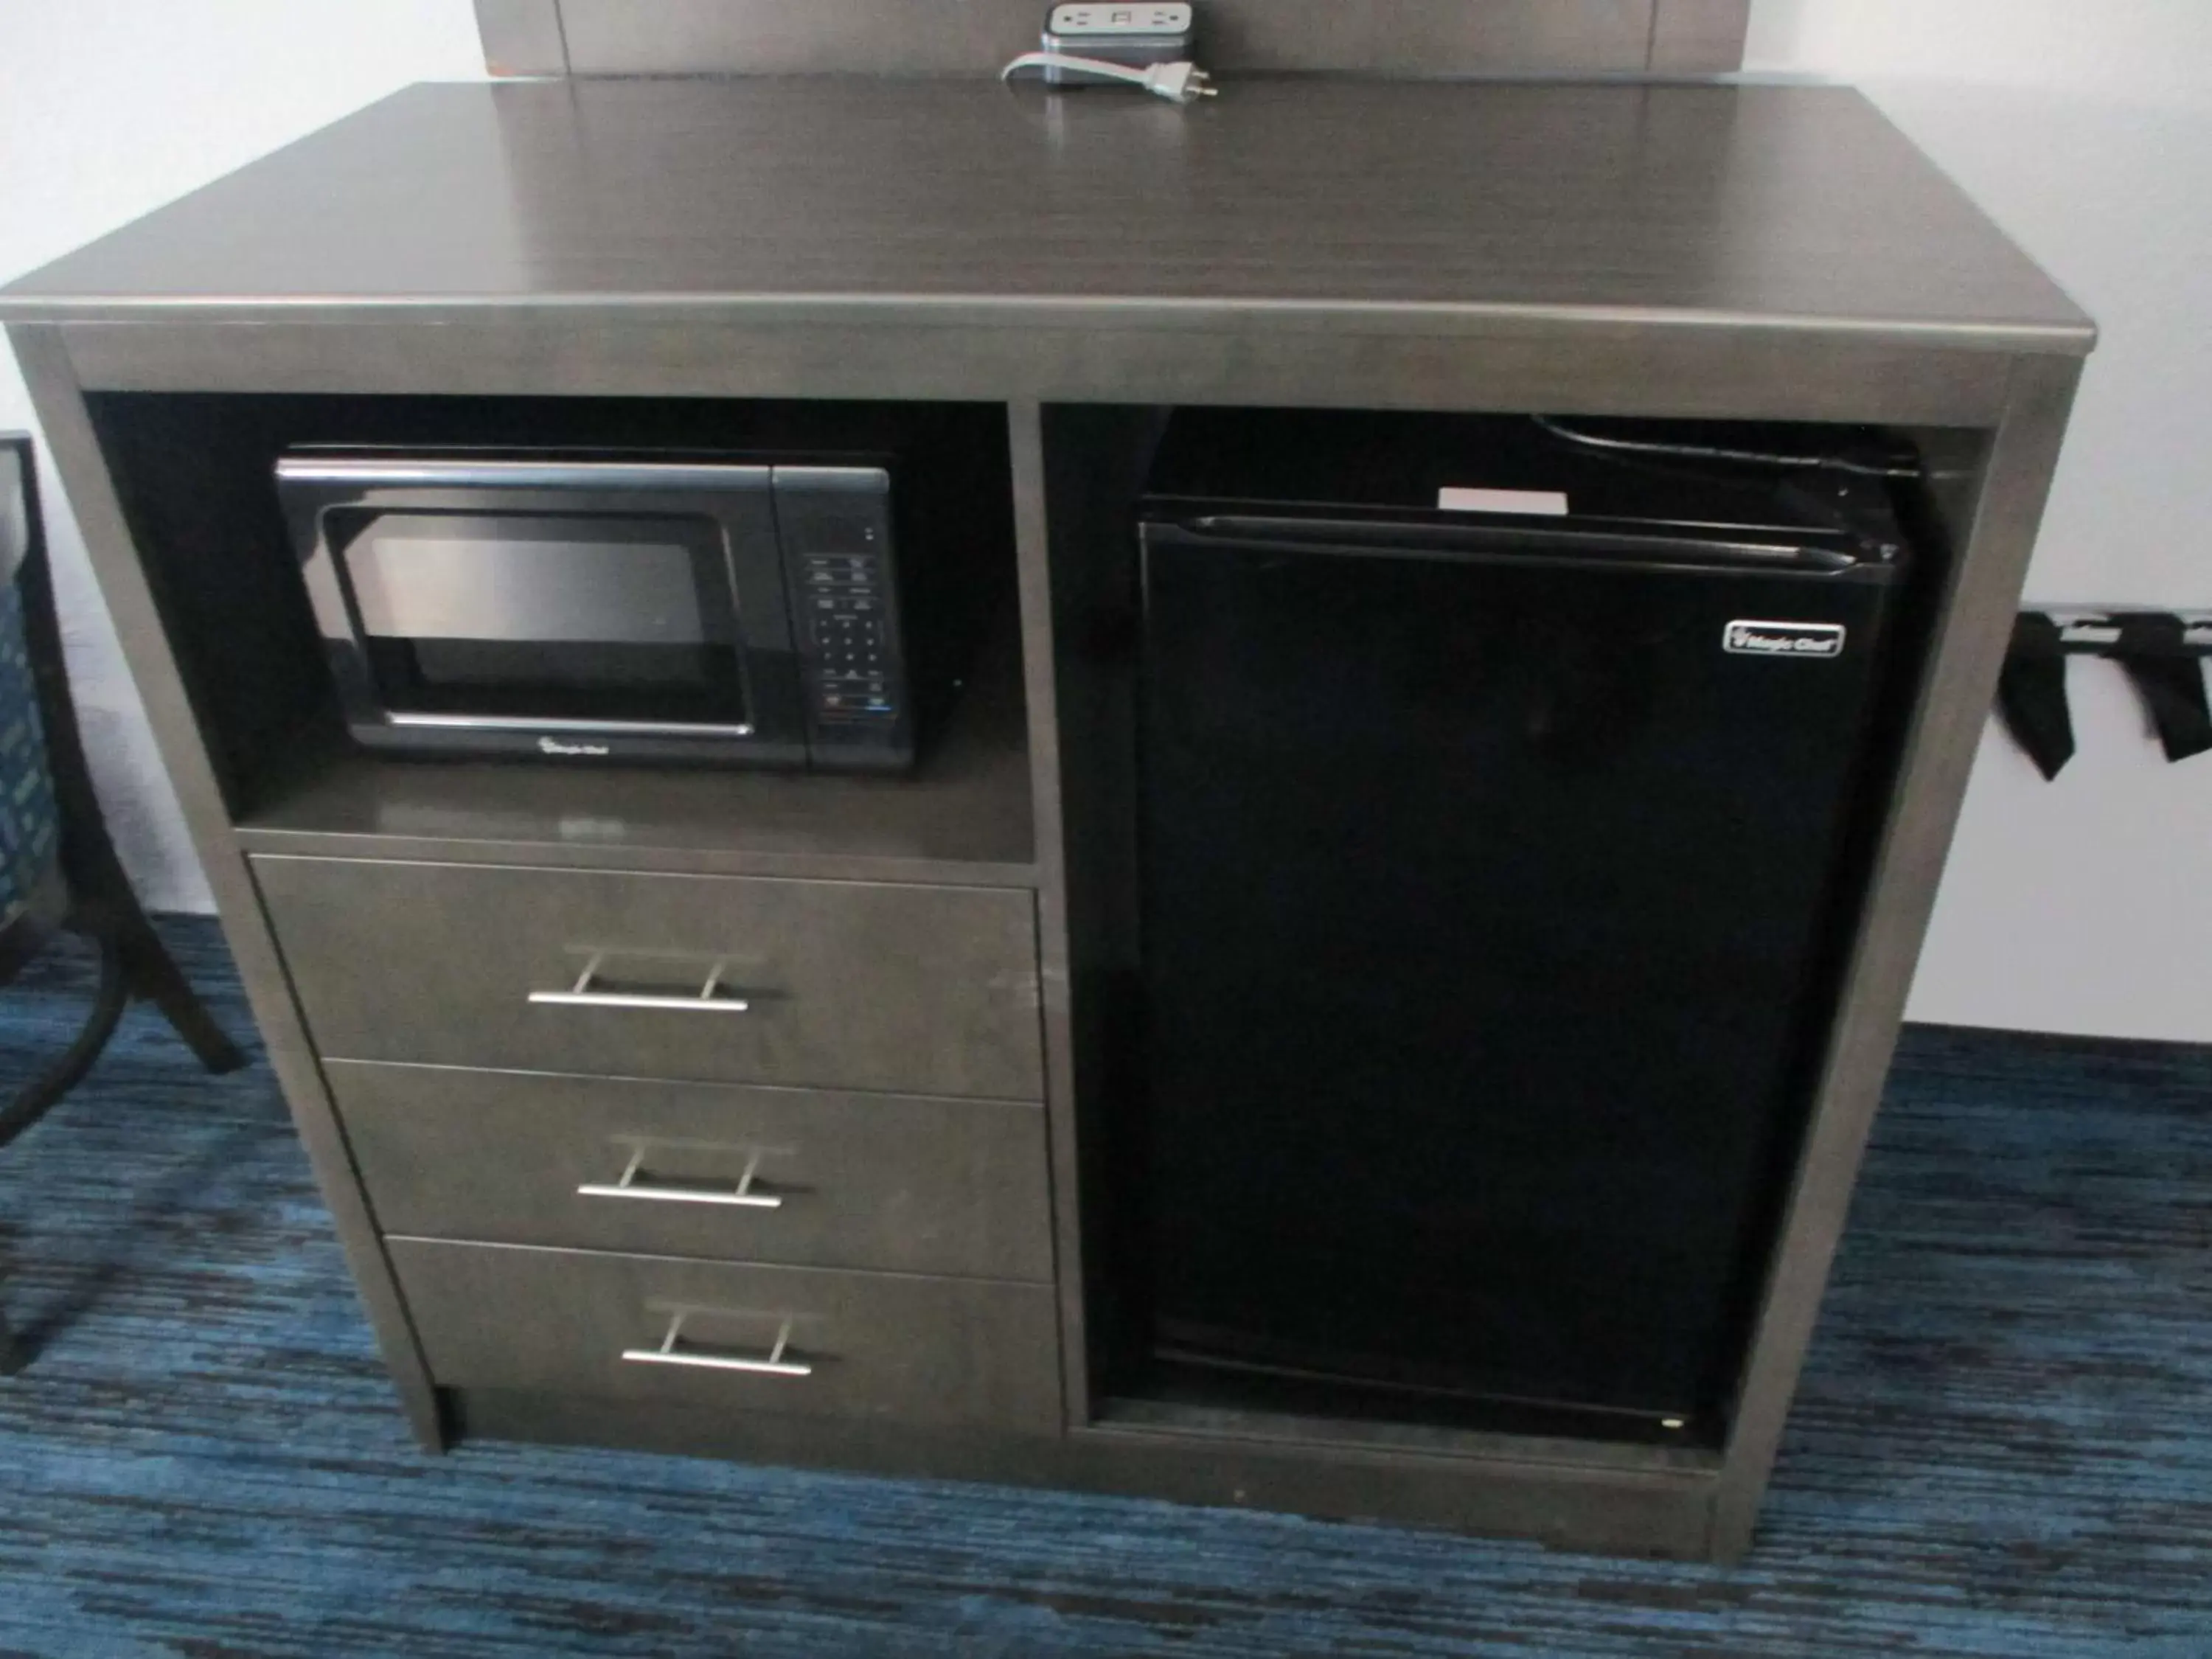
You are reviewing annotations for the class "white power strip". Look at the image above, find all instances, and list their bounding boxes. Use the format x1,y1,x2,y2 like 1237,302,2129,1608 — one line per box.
1045,4,1194,41
1002,3,1212,102
1037,2,1199,87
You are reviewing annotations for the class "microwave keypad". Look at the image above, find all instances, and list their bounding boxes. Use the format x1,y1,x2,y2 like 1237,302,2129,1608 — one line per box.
802,554,897,720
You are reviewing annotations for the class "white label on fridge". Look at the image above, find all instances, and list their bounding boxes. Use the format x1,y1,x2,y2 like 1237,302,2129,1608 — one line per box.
1723,621,1848,659
1436,487,1571,517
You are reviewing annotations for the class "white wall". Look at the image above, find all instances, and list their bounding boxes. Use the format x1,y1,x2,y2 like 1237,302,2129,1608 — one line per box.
6,3,2208,1040
0,1,485,910
1746,1,2212,1040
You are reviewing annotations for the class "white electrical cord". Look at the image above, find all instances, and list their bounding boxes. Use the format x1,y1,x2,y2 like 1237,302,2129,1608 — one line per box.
999,51,1216,102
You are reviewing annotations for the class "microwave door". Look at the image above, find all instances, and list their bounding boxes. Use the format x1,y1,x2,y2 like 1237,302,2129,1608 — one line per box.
335,512,760,740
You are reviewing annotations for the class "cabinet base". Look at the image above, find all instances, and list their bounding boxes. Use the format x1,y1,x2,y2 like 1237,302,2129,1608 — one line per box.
443,1387,1724,1560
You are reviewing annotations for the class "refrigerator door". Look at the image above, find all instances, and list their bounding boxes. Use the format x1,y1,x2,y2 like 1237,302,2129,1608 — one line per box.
1133,522,1906,1439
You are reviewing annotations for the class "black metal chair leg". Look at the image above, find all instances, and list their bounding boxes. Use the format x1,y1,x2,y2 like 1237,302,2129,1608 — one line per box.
4,431,243,1083
112,909,246,1075
3,434,254,1378
0,933,131,1149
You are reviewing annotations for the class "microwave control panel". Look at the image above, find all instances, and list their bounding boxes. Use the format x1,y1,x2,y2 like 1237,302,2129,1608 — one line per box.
774,467,911,770
798,553,896,718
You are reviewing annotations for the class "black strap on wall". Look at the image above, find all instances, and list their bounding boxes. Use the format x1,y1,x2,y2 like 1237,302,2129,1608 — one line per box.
1997,609,2212,775
1997,612,2076,779
2110,613,2212,761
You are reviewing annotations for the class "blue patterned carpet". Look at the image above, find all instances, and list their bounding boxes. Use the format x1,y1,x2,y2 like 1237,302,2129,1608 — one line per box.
1,917,2208,1658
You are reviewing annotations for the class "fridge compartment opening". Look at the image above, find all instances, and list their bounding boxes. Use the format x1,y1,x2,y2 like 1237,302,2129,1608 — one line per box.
1060,403,1957,1450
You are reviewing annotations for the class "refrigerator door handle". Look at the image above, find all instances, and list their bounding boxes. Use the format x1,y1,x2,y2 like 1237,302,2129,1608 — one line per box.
1152,515,1868,577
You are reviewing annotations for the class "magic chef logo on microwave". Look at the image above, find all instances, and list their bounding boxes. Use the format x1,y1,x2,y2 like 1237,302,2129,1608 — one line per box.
538,736,613,757
1723,620,1847,660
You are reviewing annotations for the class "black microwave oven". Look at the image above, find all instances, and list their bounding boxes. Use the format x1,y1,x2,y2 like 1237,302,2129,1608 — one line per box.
276,448,933,772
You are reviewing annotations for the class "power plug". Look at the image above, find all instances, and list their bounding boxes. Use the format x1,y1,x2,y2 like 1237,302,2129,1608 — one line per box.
1000,4,1212,102
1039,4,1197,87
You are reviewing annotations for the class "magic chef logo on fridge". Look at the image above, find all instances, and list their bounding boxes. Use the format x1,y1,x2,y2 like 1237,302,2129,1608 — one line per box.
538,736,613,757
1723,620,1847,660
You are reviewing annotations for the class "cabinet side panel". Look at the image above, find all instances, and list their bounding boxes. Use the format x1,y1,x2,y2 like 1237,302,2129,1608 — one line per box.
1029,405,1174,1422
1010,400,1088,1425
1714,355,2083,1559
12,322,445,1447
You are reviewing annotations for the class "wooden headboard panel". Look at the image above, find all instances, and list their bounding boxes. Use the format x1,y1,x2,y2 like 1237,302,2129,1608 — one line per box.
474,0,1750,79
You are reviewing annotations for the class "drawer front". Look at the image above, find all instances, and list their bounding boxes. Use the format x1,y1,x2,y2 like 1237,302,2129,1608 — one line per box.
331,1061,1053,1281
254,856,1043,1099
389,1239,1062,1432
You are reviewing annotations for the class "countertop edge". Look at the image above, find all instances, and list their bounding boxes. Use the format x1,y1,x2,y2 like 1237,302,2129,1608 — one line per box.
0,294,2100,358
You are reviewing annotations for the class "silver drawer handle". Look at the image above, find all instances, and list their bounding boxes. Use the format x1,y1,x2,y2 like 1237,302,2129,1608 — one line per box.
578,1144,786,1210
529,950,751,1014
622,1309,812,1378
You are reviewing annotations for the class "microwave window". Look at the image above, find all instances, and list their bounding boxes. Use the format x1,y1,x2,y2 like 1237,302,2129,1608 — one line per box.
336,512,753,731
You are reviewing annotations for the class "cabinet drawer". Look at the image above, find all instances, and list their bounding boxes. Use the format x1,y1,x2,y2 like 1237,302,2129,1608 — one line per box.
254,856,1043,1099
389,1239,1062,1433
331,1061,1053,1281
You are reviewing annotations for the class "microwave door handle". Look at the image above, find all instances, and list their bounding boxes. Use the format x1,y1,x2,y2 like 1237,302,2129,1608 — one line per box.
274,456,774,494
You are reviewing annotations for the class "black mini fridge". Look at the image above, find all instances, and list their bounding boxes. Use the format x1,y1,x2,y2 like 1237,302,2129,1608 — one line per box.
1129,409,1921,1444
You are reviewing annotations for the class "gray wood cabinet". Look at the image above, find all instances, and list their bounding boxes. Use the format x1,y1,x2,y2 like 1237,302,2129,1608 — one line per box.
0,74,2089,1561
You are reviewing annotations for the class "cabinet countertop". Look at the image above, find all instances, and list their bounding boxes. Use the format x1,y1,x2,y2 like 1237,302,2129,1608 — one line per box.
1,77,2090,353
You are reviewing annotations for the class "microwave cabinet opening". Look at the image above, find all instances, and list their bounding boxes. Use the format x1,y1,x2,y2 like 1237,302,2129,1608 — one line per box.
83,391,1037,884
